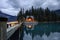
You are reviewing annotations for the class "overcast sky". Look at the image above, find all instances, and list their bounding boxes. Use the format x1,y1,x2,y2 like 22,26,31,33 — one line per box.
0,0,60,16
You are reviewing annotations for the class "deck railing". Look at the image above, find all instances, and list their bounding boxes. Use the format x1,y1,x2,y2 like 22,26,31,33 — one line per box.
7,23,22,40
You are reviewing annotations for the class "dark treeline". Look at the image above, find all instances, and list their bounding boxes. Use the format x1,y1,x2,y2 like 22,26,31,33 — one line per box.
17,6,60,22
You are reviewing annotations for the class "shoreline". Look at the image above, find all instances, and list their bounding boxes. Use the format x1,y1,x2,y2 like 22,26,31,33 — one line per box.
24,21,60,23
38,21,60,23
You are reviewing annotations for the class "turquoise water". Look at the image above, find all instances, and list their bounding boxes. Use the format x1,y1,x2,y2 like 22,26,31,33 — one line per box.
24,22,60,37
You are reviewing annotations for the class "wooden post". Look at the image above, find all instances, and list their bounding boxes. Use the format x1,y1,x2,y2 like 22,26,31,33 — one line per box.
0,17,7,40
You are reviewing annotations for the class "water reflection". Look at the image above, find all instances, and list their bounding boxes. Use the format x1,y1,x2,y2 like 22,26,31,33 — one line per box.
33,35,44,40
48,32,60,40
23,31,32,40
24,22,38,30
23,22,60,40
23,32,60,40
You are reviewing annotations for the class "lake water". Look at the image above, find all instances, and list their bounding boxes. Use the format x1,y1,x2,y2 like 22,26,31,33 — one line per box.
23,22,60,40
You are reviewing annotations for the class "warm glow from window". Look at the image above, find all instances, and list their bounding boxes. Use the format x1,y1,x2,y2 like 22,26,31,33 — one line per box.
26,17,35,22
28,18,32,21
28,25,32,28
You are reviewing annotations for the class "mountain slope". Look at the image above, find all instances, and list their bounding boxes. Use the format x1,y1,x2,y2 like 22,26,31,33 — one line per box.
0,11,17,22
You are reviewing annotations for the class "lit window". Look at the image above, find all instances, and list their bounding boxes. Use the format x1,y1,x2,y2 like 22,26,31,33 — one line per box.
28,18,32,21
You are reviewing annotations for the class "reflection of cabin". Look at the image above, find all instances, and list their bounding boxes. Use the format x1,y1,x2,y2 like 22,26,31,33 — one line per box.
26,16,35,22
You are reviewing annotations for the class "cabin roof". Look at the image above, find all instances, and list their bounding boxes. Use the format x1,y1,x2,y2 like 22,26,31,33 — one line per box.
0,17,8,21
